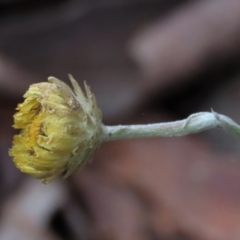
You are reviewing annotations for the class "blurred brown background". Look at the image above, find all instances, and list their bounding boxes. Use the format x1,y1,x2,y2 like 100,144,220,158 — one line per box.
2,0,240,239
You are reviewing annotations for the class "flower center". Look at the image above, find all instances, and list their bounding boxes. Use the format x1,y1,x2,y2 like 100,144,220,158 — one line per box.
26,112,44,150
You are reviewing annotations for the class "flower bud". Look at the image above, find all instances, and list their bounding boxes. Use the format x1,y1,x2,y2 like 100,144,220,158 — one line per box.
9,75,103,183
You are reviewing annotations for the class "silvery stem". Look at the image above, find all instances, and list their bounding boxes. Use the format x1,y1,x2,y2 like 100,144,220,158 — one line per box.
102,111,240,142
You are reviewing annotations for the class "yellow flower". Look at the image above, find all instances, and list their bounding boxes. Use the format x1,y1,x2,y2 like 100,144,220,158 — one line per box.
9,75,103,183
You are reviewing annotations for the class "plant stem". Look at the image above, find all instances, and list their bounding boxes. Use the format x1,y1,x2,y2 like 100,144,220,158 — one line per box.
102,111,240,142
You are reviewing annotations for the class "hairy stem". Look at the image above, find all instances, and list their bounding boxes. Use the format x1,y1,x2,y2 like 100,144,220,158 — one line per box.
102,111,240,142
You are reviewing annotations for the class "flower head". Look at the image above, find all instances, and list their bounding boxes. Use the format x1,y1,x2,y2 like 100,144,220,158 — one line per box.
9,75,102,183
